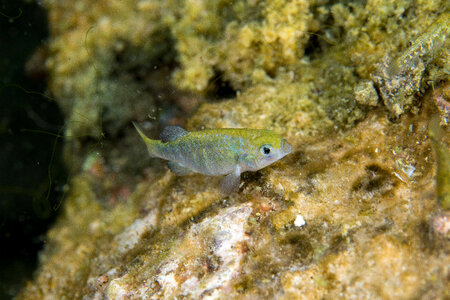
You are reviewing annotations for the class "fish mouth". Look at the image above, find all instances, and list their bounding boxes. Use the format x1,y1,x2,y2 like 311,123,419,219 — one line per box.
281,139,293,155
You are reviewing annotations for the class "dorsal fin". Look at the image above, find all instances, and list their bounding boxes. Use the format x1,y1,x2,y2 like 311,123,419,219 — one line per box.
160,126,189,142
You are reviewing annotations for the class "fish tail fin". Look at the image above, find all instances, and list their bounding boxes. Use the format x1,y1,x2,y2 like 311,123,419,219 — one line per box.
133,122,161,157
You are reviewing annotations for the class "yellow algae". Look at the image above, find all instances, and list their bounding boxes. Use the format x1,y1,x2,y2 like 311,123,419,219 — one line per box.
170,0,313,92
272,208,297,231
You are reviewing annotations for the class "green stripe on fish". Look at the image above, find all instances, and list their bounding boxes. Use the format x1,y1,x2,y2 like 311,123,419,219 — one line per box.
133,123,293,194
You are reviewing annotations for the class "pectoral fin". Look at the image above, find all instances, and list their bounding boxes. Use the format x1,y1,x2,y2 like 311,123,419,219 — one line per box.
168,162,192,175
220,169,241,194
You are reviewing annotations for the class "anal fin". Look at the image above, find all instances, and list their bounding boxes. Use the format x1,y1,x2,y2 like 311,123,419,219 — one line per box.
220,169,241,195
168,162,192,176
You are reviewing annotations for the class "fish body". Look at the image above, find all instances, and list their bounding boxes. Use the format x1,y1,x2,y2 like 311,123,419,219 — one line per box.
134,124,293,193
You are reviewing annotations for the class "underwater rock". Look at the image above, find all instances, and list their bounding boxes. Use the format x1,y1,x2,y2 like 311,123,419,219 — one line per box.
99,204,252,298
18,94,450,299
354,80,379,107
42,0,449,174
372,13,450,116
17,0,450,299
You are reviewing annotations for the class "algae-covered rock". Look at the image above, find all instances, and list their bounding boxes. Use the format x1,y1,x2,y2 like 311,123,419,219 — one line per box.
169,0,314,92
43,0,449,170
18,95,450,299
43,0,179,169
372,13,450,116
17,0,450,299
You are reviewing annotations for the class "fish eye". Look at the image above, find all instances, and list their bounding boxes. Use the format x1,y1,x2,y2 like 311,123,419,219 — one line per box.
260,144,273,155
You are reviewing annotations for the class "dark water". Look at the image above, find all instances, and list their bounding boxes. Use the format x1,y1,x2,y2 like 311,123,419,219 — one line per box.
0,1,66,298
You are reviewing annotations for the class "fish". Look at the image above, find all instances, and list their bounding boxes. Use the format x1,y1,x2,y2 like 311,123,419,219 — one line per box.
133,123,293,193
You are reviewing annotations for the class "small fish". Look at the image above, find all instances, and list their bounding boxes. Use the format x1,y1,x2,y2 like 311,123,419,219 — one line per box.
134,123,293,193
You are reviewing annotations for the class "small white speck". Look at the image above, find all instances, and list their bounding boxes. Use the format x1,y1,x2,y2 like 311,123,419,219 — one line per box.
294,214,306,227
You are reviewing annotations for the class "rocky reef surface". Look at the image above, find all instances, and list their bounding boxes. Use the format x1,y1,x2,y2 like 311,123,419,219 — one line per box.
18,0,449,299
